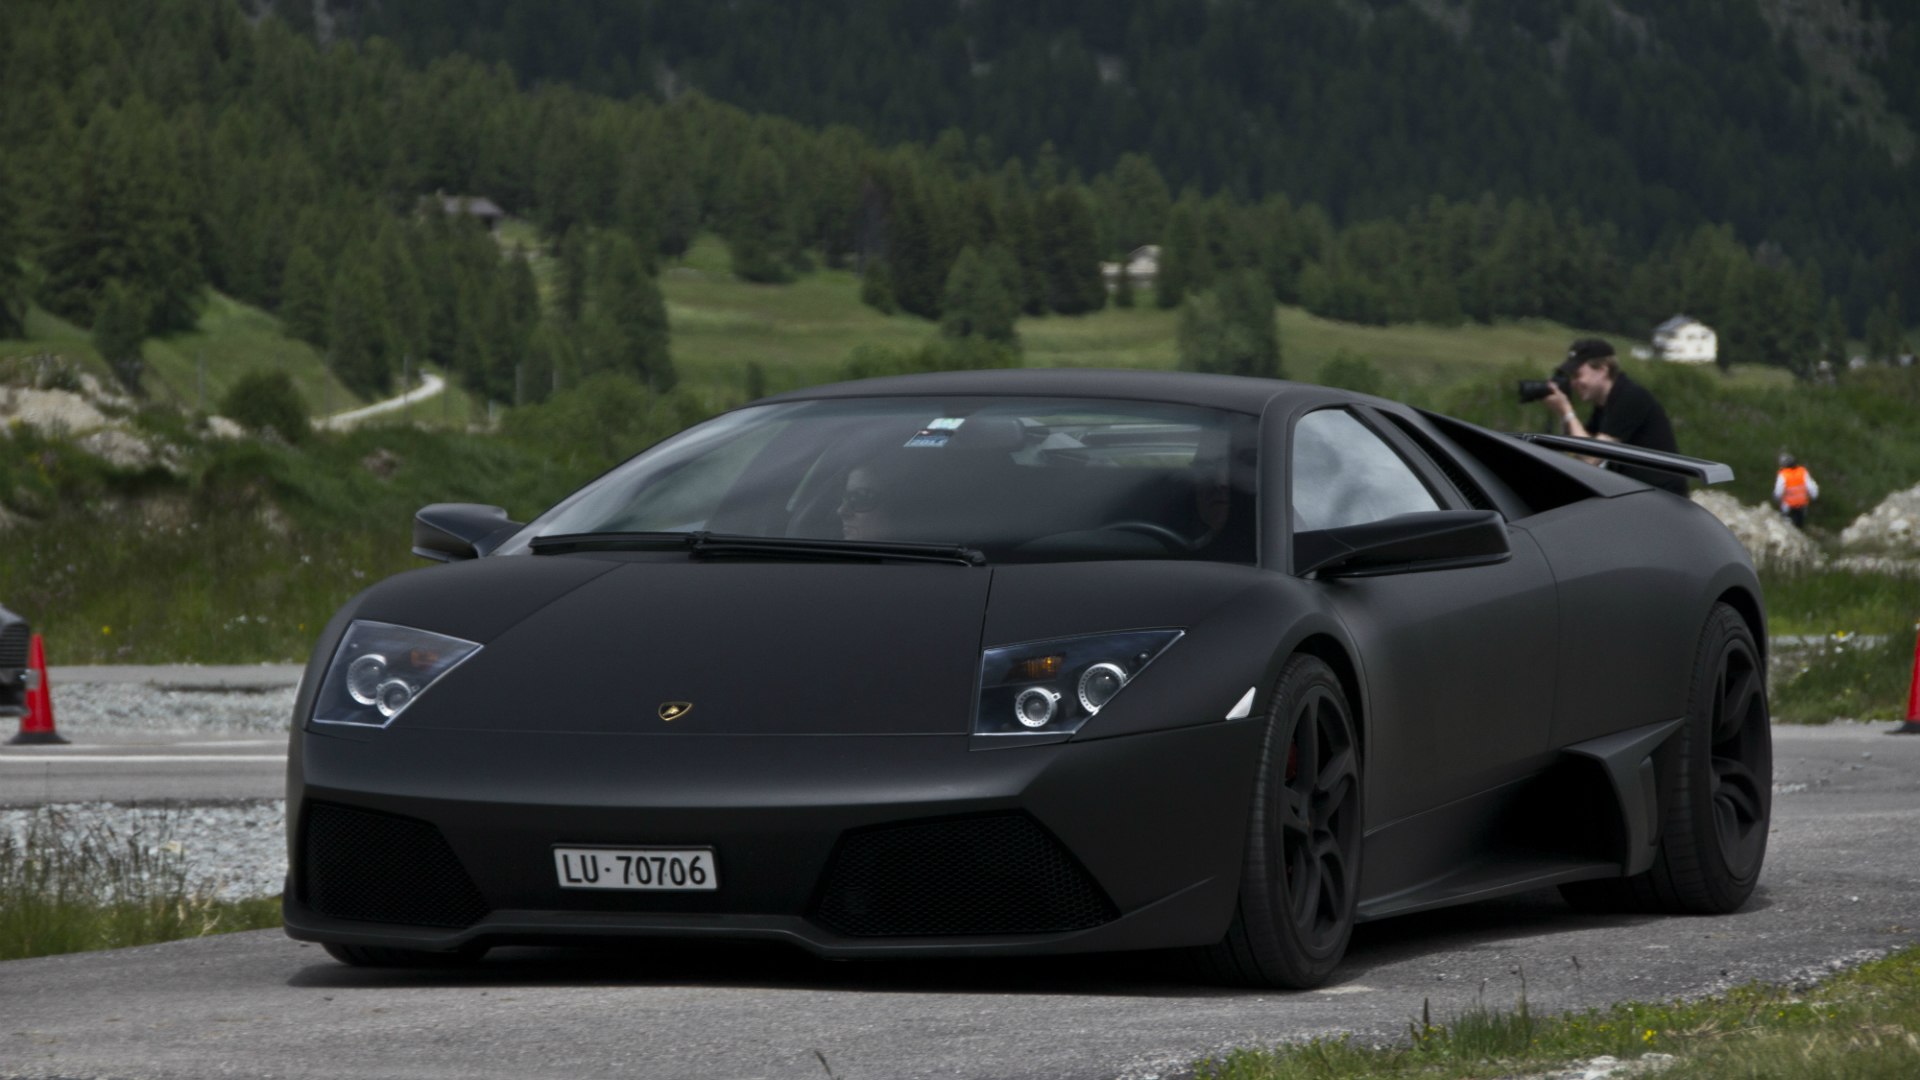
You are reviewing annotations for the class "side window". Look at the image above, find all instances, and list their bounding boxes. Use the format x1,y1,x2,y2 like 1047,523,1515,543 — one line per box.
1291,409,1441,531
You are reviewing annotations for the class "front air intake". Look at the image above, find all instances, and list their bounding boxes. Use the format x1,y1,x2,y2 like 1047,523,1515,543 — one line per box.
0,621,27,674
812,813,1117,937
301,802,489,929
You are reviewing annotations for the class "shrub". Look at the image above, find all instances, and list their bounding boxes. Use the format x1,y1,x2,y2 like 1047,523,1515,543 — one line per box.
219,370,310,445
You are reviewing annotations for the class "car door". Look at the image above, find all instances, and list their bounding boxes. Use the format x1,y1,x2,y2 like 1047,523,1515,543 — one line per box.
1285,406,1559,828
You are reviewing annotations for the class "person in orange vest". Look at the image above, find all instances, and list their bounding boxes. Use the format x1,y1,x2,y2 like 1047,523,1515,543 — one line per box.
1774,452,1819,529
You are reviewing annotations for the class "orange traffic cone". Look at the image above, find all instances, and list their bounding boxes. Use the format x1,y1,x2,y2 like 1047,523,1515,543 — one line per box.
9,633,68,745
1893,625,1920,736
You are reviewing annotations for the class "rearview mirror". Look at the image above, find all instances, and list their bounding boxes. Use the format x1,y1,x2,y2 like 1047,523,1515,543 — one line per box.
1293,510,1511,578
412,503,524,562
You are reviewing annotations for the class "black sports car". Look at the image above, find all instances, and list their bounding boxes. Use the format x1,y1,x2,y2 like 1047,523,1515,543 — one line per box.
284,369,1771,987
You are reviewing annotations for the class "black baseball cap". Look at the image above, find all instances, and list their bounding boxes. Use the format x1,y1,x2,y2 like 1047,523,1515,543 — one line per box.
1559,337,1615,375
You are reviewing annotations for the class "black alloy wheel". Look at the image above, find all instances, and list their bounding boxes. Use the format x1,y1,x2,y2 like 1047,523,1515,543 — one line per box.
1198,653,1362,988
1701,611,1770,891
1562,602,1771,914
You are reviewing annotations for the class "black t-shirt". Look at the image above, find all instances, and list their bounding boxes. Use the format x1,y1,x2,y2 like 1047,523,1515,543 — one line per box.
1588,372,1686,495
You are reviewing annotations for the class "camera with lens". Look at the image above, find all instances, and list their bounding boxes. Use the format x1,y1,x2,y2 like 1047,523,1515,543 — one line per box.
1517,372,1570,404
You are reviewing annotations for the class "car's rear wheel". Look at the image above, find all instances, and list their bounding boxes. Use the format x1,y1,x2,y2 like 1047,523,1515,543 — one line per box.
322,942,489,968
1561,602,1771,913
1196,654,1361,988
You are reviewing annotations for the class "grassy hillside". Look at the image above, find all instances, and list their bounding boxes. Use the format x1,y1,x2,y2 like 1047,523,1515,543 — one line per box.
2,296,359,417
3,232,1918,673
657,235,1889,520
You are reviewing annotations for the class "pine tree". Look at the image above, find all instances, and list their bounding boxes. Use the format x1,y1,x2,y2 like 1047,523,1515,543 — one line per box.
36,98,203,334
451,273,495,398
374,220,431,369
1039,188,1106,315
1821,297,1849,372
725,144,796,283
1106,153,1171,255
598,234,675,391
885,170,942,319
557,224,591,323
328,253,394,398
1156,200,1209,310
997,182,1049,316
659,172,701,260
91,279,149,393
1178,270,1280,378
490,250,543,396
940,245,1020,347
860,261,898,314
278,243,330,346
0,167,25,338
1865,295,1904,363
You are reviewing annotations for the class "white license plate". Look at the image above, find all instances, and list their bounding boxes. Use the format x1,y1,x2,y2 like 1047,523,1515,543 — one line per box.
553,847,718,891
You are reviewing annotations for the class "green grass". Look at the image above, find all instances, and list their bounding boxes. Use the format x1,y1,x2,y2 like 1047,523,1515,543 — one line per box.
1,295,362,417
659,236,1665,404
1197,945,1920,1079
661,237,941,400
1761,569,1920,638
0,424,586,663
1773,631,1917,724
0,808,281,962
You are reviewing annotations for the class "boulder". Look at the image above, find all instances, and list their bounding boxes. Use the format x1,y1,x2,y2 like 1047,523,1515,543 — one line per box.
1690,489,1826,571
1839,481,1920,555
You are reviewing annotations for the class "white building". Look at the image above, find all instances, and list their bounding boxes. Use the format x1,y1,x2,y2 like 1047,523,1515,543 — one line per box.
1100,245,1161,292
1652,315,1717,364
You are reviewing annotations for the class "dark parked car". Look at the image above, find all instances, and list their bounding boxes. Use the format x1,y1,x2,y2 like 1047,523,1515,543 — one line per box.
284,369,1770,987
0,603,32,725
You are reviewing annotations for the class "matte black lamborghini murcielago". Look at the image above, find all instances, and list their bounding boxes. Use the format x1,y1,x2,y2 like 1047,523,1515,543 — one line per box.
284,369,1771,987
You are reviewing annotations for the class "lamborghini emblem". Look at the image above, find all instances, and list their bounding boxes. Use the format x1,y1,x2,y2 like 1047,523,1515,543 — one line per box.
658,701,693,722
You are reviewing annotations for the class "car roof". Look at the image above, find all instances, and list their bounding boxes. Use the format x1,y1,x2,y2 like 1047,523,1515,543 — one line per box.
753,368,1317,415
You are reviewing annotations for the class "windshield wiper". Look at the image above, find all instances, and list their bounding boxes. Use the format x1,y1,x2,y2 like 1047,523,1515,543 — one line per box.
530,530,986,566
690,533,985,566
528,531,694,555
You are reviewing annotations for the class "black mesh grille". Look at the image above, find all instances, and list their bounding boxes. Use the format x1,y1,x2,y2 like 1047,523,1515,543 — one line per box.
0,623,27,672
302,802,489,928
813,814,1117,937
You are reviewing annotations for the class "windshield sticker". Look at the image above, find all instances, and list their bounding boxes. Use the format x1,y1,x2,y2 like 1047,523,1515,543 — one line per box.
904,417,965,448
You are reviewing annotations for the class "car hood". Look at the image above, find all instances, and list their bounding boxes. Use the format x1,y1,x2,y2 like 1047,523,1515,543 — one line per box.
333,554,1268,738
371,557,992,735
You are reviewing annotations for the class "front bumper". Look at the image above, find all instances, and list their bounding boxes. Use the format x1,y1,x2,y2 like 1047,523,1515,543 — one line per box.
284,721,1261,958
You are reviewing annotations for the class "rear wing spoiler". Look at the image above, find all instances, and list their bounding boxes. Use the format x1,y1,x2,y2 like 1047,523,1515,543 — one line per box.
1512,433,1734,485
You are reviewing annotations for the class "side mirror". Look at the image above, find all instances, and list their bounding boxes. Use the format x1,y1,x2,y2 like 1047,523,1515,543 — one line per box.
1294,509,1511,578
412,503,524,562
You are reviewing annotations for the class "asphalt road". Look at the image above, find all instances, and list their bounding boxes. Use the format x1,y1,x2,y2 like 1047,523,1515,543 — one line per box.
1,665,297,805
0,733,286,805
2,722,1916,1080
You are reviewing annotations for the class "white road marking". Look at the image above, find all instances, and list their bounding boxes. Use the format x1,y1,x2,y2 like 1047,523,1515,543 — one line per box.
0,755,286,764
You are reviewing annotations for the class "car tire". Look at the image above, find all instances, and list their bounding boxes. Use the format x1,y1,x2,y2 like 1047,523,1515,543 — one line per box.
322,942,489,968
1195,654,1362,988
1560,602,1771,914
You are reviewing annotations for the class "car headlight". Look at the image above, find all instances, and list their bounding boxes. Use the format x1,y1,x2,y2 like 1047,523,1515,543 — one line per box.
310,620,481,729
975,629,1183,738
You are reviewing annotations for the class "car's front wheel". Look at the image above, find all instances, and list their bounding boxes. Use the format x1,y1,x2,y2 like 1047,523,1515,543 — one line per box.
322,942,489,968
1562,601,1771,913
1196,654,1361,988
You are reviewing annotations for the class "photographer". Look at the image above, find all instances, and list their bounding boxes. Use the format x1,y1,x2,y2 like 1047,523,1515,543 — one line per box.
1533,337,1687,496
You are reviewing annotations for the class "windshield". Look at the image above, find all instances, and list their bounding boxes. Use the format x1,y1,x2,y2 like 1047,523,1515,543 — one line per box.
500,396,1259,564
